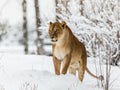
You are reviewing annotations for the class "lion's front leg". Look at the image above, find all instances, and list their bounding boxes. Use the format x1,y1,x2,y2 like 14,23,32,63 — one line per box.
53,56,61,75
61,54,71,74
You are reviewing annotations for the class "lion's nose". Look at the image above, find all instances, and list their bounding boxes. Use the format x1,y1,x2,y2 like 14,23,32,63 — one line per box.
51,36,54,39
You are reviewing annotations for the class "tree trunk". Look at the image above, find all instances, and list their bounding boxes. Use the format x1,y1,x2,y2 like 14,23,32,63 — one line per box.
80,0,84,16
22,0,28,54
55,0,59,21
34,0,44,55
116,31,120,64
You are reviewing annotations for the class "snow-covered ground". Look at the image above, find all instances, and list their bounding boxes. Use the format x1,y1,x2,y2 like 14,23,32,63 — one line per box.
0,54,120,90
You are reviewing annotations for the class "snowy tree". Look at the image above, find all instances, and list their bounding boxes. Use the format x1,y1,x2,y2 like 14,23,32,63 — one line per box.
56,0,120,65
22,0,28,54
0,21,9,41
34,0,44,55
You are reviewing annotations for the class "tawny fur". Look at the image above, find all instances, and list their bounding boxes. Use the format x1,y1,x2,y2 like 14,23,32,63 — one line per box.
49,21,104,82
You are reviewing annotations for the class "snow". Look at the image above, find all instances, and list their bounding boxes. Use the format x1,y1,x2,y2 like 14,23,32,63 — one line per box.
0,54,119,90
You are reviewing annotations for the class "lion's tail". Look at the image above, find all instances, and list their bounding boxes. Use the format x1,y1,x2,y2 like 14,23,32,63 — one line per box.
86,67,104,80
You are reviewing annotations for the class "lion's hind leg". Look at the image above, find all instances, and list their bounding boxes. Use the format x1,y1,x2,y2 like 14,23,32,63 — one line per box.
69,66,76,75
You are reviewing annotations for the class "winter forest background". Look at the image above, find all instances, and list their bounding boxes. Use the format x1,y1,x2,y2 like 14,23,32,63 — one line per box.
0,0,120,90
0,0,119,65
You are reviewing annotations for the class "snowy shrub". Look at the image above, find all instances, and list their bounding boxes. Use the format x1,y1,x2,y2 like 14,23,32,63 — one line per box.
0,20,10,41
56,0,120,65
20,82,38,90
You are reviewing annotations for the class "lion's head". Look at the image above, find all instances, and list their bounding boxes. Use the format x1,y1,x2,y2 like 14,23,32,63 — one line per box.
49,21,66,44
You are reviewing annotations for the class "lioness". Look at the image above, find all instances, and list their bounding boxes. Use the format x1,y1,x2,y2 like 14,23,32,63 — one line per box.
49,21,104,82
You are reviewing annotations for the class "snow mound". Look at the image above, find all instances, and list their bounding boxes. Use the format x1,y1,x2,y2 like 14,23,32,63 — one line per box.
6,70,81,90
0,54,104,90
0,70,102,90
0,70,80,90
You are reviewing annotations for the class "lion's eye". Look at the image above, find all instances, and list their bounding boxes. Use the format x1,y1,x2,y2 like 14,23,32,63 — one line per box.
49,30,52,34
55,30,59,33
56,31,58,33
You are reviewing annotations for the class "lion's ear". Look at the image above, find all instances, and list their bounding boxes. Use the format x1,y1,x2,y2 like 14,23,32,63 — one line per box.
49,22,52,25
61,21,66,28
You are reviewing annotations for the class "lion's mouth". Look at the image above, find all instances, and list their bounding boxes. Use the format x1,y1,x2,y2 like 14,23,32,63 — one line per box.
51,39,57,42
